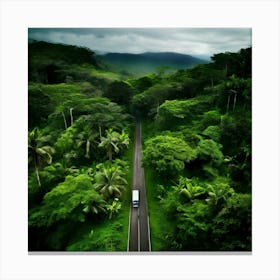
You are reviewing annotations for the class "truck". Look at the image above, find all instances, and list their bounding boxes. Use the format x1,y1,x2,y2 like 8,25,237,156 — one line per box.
132,189,139,208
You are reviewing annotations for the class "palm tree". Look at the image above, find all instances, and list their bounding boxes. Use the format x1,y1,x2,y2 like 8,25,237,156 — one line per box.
76,125,98,159
28,127,55,187
98,128,119,161
118,129,130,149
61,111,68,130
99,129,129,161
106,198,122,219
82,192,107,215
69,107,74,126
94,164,127,199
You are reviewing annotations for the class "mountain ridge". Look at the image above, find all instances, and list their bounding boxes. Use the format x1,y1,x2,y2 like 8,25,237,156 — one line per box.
99,52,208,76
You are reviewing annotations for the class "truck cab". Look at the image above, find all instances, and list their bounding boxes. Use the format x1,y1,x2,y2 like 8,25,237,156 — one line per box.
132,189,139,208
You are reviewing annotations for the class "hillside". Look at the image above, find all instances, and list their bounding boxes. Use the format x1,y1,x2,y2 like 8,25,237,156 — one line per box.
28,41,99,83
28,39,252,252
100,52,208,76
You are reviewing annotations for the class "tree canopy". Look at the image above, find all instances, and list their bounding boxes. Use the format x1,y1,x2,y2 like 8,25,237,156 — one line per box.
143,135,197,175
28,41,251,252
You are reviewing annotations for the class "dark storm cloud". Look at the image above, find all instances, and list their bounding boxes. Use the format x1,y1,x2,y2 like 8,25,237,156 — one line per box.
28,28,251,58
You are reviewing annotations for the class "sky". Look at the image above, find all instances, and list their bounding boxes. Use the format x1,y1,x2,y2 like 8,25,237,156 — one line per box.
28,28,251,59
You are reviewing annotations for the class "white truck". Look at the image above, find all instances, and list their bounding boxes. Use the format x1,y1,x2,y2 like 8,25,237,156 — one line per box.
132,189,139,208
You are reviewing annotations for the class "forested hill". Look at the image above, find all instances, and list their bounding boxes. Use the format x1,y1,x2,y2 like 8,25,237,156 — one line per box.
28,39,252,252
100,52,207,76
28,41,99,83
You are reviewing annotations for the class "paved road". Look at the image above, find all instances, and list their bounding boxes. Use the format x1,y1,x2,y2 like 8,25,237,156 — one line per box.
128,120,151,252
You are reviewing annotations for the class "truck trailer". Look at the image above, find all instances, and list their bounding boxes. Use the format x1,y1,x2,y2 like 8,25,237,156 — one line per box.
132,189,139,208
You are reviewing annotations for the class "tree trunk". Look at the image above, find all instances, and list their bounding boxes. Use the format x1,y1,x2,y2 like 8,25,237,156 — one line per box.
155,100,160,120
35,166,41,187
233,93,237,111
85,140,90,158
108,145,112,161
70,108,74,126
61,111,68,130
226,94,231,113
99,125,102,140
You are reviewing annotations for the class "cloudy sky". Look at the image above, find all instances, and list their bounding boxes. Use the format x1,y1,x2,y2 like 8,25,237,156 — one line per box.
28,28,251,59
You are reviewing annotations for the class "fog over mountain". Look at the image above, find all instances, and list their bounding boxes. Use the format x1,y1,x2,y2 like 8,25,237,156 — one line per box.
100,52,208,76
28,28,252,60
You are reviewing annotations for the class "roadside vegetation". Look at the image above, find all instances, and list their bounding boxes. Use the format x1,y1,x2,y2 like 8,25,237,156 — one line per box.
28,40,251,251
140,48,252,251
28,41,133,251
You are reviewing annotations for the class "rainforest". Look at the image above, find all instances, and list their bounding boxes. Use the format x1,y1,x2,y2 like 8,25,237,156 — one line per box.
28,39,251,252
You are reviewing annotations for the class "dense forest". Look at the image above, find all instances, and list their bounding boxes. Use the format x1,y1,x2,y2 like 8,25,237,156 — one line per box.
28,40,251,251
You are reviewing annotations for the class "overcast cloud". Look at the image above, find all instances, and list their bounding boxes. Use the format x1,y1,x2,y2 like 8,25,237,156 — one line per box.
28,28,251,59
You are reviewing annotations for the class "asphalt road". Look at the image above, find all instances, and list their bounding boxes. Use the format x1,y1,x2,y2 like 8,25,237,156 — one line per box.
128,120,151,252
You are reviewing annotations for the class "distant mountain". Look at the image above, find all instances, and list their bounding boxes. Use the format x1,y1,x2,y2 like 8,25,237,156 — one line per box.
100,52,208,76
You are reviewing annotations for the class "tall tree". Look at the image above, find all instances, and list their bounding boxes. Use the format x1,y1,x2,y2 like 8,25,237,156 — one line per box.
98,129,130,161
28,127,55,187
75,125,98,159
94,164,127,199
143,134,197,176
104,81,133,107
29,174,106,227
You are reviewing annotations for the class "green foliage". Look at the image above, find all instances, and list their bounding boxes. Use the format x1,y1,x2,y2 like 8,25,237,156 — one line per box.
143,135,197,175
29,174,106,227
29,41,98,84
216,75,251,113
220,113,251,156
160,175,251,250
28,128,54,165
28,42,251,252
39,162,67,189
31,83,82,103
157,96,216,129
28,127,55,187
202,125,221,141
201,110,221,127
54,126,76,155
132,83,181,117
104,80,133,106
53,103,131,165
176,200,213,249
211,47,251,78
28,86,54,128
128,75,155,92
161,178,214,250
188,63,226,89
106,198,122,219
178,177,206,201
77,100,132,134
66,221,124,251
212,193,252,250
94,162,128,199
98,128,130,161
75,124,99,159
206,181,234,207
160,99,193,119
196,139,223,165
202,164,219,178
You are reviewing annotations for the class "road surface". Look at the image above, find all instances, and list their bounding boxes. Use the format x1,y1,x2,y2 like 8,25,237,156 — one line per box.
128,120,151,252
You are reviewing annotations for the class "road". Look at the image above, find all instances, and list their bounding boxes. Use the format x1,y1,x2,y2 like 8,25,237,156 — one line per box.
128,120,151,252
